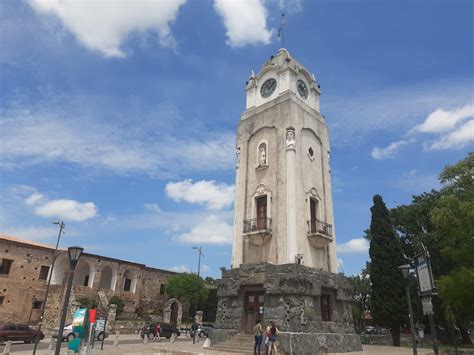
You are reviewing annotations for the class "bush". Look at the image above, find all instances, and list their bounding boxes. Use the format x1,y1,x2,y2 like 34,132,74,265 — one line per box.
109,296,125,316
77,297,98,309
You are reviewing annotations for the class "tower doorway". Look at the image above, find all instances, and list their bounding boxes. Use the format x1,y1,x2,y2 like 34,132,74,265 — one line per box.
243,291,265,334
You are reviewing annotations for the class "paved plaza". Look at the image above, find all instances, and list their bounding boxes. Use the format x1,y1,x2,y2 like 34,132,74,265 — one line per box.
1,335,436,355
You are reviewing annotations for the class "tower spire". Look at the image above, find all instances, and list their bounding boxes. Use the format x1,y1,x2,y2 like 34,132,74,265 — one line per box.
277,13,285,48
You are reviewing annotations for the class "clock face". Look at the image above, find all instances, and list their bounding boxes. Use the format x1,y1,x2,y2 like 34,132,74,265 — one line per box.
260,78,277,98
297,79,308,100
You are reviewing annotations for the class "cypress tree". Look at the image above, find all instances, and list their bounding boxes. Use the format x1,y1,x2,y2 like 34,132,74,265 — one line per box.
368,194,406,346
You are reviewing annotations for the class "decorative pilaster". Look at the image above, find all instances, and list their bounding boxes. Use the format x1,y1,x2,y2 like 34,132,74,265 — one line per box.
285,127,297,263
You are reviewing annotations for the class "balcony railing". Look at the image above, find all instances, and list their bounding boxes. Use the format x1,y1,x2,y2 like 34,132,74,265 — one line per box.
243,217,272,234
307,219,333,237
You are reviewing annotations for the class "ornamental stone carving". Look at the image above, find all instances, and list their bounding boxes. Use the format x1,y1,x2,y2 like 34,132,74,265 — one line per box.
286,128,296,150
258,143,267,166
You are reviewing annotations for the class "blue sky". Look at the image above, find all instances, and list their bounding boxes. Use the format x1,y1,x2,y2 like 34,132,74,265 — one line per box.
1,0,472,277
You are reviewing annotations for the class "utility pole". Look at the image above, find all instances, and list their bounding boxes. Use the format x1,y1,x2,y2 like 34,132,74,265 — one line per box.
33,221,65,355
192,246,204,344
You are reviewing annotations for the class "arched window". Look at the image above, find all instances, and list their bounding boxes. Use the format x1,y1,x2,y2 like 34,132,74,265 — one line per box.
73,261,95,287
50,254,68,285
123,270,137,293
99,266,117,290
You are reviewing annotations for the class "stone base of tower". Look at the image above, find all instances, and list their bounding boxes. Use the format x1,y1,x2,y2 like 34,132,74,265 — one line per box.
211,262,362,354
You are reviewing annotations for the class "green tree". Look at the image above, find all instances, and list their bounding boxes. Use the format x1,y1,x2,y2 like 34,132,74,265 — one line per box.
109,296,125,316
348,266,371,333
389,153,474,344
201,288,218,322
368,194,406,346
432,153,474,344
166,273,209,320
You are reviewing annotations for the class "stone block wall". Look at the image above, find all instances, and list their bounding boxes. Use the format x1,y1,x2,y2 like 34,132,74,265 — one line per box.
0,236,179,332
215,263,355,334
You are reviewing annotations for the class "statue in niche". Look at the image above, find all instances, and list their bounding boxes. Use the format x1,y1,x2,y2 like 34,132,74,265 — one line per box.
286,129,296,149
236,147,241,168
258,144,267,166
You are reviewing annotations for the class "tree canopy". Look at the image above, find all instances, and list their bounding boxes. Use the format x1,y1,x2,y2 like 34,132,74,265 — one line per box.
389,153,473,344
166,273,209,321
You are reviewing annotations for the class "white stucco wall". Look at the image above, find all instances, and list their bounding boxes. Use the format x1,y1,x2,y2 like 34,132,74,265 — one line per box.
232,49,338,273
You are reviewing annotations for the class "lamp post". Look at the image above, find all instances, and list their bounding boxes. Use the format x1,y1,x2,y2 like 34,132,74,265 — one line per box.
192,246,204,344
399,264,417,355
33,221,65,355
28,297,37,325
55,246,84,355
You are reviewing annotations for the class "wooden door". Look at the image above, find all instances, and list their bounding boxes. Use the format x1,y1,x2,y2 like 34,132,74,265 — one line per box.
321,294,331,321
310,198,317,233
244,292,265,333
256,196,267,230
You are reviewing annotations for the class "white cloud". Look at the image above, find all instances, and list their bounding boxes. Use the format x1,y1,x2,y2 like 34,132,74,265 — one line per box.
25,192,45,206
278,0,303,14
176,215,233,244
35,199,97,222
412,104,474,134
371,139,413,160
165,179,235,210
0,105,235,176
395,169,439,194
371,104,473,159
213,0,273,47
337,238,369,254
169,265,190,273
28,0,187,57
2,226,58,241
325,79,472,147
144,203,162,213
425,119,474,151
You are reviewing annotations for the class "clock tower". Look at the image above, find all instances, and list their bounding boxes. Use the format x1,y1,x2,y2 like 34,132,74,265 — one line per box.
232,48,337,272
211,49,361,354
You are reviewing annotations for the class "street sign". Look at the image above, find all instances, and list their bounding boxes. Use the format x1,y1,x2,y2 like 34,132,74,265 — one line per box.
415,249,436,296
96,319,105,332
422,296,434,316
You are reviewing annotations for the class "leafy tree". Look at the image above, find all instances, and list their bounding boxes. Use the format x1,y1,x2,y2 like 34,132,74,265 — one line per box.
109,296,125,316
201,288,218,322
166,273,209,320
348,266,371,333
368,194,406,346
432,153,474,344
389,153,473,344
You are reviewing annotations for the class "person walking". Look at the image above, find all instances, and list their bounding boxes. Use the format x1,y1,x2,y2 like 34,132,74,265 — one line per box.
155,322,161,342
254,319,263,354
267,320,279,355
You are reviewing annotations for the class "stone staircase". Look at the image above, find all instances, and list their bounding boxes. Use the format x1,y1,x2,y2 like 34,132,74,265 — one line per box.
211,333,255,354
98,291,109,309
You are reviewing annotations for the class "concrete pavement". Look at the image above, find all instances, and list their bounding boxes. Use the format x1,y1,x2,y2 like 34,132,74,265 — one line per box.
1,336,437,355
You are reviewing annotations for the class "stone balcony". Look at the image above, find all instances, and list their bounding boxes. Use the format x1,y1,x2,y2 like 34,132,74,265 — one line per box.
243,217,272,246
307,219,333,248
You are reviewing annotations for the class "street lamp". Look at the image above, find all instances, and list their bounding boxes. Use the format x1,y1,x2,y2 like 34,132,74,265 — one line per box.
55,246,84,355
399,264,417,355
33,221,65,355
192,246,204,344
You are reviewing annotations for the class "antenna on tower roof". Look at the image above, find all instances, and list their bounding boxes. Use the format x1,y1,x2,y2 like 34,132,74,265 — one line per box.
277,12,285,48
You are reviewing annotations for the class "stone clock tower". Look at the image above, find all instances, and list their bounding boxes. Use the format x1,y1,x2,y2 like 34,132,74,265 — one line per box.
232,48,337,272
212,49,361,354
